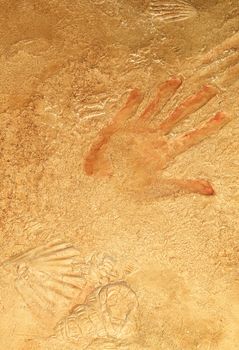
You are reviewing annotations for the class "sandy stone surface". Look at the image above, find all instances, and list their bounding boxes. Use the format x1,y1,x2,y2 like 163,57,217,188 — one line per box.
0,0,238,349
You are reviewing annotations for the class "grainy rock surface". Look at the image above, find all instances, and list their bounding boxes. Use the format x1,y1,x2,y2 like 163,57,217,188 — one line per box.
0,0,238,349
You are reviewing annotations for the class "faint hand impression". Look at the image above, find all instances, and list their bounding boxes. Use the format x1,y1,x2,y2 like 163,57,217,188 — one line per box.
0,241,138,349
84,77,230,198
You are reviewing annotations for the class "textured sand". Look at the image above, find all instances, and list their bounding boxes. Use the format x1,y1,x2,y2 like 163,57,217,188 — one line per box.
0,0,238,349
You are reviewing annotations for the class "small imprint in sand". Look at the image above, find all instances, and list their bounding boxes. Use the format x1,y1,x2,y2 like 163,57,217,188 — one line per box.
53,282,139,347
1,240,88,324
148,0,197,22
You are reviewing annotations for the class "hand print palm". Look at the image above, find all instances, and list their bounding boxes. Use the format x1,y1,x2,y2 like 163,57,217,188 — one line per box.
84,77,230,197
84,78,230,195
